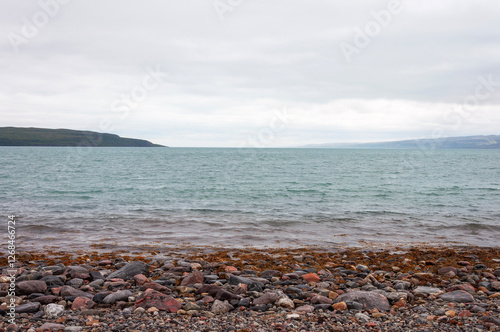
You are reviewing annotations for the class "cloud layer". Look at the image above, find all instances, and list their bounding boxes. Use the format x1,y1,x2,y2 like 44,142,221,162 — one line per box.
1,0,499,146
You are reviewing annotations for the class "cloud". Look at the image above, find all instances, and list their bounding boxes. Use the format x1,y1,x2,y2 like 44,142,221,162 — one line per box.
1,0,499,146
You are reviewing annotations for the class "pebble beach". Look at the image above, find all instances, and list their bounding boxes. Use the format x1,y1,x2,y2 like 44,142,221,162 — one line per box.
1,245,500,331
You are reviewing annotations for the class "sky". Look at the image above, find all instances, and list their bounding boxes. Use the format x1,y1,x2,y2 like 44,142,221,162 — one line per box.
1,0,499,147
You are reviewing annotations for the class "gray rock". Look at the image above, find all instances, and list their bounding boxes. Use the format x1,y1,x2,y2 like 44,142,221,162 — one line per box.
106,261,150,280
44,303,65,318
355,312,370,323
438,290,474,303
103,290,133,304
15,302,41,313
413,286,442,296
40,323,66,331
295,304,315,313
227,275,263,292
66,278,84,288
60,285,93,299
335,291,390,311
211,299,233,314
41,275,65,287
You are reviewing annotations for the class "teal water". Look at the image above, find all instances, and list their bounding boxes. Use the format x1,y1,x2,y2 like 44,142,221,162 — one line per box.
1,147,499,249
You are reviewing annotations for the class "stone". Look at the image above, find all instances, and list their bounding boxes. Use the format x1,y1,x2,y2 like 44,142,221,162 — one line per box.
225,266,238,273
295,304,315,313
134,289,181,313
44,303,65,318
302,273,320,283
260,270,280,279
60,286,93,299
311,295,333,305
215,289,239,301
15,302,41,313
180,270,204,286
482,316,500,326
211,299,233,314
184,302,201,311
133,274,148,285
106,261,149,280
31,295,59,305
446,284,475,294
66,278,84,288
41,275,65,287
335,291,390,311
254,292,278,305
413,286,442,296
332,302,347,311
276,295,294,309
71,297,95,310
438,290,474,303
438,267,458,275
16,280,47,295
103,290,133,304
355,312,370,323
39,323,66,331
227,275,263,292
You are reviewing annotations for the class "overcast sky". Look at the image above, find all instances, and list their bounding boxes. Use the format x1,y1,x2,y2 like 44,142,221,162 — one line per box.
1,1,499,147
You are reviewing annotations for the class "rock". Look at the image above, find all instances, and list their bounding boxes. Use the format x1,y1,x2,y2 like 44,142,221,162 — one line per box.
103,290,133,304
438,290,474,303
332,301,347,311
438,267,458,275
254,292,278,305
394,281,411,290
481,316,500,326
385,292,409,303
211,299,233,314
71,297,95,310
15,302,41,313
180,270,204,286
215,289,240,301
133,274,148,285
295,304,315,313
355,312,370,323
39,323,66,331
276,295,294,309
134,289,181,312
227,275,263,292
260,270,280,279
311,295,333,305
225,266,238,273
106,261,149,280
413,286,442,296
446,284,475,294
302,273,320,283
16,280,47,295
66,278,84,288
31,295,59,304
41,275,65,287
335,291,390,311
184,302,201,311
44,303,65,318
60,286,93,299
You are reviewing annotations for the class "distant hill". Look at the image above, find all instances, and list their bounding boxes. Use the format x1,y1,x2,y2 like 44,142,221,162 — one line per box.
301,135,500,149
0,127,165,147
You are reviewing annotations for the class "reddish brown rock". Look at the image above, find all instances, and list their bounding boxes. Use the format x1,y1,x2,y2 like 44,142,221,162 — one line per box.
180,270,204,286
141,282,171,293
302,273,320,283
16,280,47,295
133,274,149,285
71,297,95,310
134,289,181,313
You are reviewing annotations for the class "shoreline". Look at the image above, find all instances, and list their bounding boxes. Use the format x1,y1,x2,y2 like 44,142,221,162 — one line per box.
1,245,499,331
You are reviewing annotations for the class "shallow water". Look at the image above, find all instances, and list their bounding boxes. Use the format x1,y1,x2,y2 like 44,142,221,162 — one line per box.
1,147,499,250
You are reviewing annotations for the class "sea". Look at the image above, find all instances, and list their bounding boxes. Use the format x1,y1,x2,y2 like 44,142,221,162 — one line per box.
1,147,499,251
